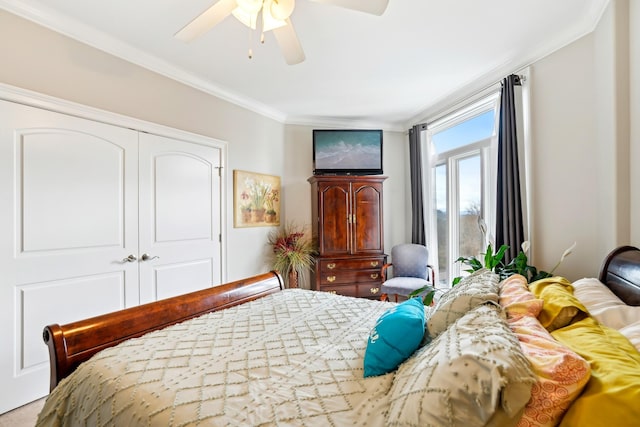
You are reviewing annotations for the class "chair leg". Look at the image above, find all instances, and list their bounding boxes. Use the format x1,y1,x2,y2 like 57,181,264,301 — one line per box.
380,293,400,303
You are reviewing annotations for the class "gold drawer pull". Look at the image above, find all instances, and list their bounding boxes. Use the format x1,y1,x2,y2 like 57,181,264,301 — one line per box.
370,261,379,267
370,273,379,280
326,276,336,283
327,290,337,294
327,263,336,270
370,287,379,294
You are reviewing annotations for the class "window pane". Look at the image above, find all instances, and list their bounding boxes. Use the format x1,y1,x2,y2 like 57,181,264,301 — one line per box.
432,110,494,154
458,155,483,259
434,164,448,285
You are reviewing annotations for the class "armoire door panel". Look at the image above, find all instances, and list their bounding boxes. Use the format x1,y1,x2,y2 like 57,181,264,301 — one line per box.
138,133,222,304
318,183,350,255
19,130,124,252
352,184,383,254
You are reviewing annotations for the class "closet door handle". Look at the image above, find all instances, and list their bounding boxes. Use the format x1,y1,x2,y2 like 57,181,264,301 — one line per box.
141,253,160,261
122,254,137,263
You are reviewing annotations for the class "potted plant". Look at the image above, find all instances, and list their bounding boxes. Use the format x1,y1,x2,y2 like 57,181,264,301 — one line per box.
453,240,576,283
267,222,317,288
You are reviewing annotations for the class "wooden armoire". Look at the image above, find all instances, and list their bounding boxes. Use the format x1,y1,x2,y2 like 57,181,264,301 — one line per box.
308,175,387,299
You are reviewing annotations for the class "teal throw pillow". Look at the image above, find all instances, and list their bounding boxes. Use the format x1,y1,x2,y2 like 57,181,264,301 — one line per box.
364,298,426,377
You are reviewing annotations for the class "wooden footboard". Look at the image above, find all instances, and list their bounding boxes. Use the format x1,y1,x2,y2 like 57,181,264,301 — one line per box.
43,271,284,391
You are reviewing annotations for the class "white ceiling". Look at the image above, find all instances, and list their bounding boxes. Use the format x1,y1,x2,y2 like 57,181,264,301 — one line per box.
1,0,609,130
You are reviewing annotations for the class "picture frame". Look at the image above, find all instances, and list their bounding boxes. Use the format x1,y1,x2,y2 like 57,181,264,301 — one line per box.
233,170,281,228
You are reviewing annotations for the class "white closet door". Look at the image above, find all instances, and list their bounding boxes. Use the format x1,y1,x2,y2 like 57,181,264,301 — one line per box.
138,132,222,303
0,100,139,413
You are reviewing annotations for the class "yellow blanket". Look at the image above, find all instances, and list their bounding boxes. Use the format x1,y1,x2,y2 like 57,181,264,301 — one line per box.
530,277,640,427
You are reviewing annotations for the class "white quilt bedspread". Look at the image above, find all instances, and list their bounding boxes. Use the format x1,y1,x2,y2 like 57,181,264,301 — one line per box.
36,290,396,427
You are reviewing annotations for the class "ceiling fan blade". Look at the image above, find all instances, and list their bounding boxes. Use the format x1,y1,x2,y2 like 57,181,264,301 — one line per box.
310,0,388,16
175,0,238,42
273,19,305,65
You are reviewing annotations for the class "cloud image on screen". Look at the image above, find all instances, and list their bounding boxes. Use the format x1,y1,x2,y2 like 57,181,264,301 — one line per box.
314,130,381,170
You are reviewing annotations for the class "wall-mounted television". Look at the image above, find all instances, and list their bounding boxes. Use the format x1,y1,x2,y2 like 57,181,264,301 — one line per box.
312,129,383,175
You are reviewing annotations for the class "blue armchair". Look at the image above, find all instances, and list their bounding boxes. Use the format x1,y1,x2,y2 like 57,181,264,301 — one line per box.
380,244,435,302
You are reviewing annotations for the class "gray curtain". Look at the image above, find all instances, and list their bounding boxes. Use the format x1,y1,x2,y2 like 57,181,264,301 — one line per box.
495,74,524,262
409,124,427,245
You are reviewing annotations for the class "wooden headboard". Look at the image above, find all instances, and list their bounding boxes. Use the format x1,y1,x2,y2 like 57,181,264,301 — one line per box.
43,271,284,391
599,245,640,306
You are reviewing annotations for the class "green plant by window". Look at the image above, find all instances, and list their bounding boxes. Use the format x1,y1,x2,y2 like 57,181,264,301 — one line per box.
410,285,436,306
409,240,575,304
454,241,576,284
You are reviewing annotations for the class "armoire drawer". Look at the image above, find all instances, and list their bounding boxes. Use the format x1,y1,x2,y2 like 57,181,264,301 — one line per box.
318,269,381,285
318,257,386,272
319,282,383,299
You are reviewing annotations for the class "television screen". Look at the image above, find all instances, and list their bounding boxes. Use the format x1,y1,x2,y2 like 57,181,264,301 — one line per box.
313,129,383,175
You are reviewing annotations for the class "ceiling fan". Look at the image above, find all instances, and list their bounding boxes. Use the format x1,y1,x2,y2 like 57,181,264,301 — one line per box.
174,0,389,65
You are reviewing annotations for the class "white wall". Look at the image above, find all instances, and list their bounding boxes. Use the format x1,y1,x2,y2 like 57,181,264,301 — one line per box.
631,0,640,244
527,0,636,280
527,34,600,279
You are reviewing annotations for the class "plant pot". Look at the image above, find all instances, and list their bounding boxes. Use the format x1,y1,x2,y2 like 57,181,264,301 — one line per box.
288,270,299,289
265,211,276,223
251,208,266,223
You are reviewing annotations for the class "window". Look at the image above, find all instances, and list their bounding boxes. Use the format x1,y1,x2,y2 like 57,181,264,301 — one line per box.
424,94,500,286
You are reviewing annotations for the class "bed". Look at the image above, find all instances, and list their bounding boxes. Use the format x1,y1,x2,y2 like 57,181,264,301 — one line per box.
36,247,640,426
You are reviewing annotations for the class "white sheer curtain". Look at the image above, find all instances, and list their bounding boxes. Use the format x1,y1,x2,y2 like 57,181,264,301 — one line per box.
419,126,439,284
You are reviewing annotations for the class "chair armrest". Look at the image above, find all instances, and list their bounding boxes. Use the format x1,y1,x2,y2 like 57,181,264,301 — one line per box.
381,263,393,281
427,265,435,284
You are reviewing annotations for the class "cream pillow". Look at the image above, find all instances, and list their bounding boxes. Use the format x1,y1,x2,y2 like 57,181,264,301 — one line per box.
387,304,536,427
573,277,640,330
572,277,625,310
619,319,640,352
427,268,499,337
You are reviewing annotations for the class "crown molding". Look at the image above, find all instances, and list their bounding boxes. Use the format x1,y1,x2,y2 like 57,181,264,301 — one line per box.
285,114,405,132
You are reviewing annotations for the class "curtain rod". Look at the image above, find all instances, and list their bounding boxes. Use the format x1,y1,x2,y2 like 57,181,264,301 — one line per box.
414,73,526,129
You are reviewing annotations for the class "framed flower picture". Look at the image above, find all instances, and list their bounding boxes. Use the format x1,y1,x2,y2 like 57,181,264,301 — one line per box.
233,170,281,228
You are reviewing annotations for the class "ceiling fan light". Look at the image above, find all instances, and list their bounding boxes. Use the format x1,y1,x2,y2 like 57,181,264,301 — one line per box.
232,7,259,29
262,0,287,31
270,0,295,20
236,0,263,14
